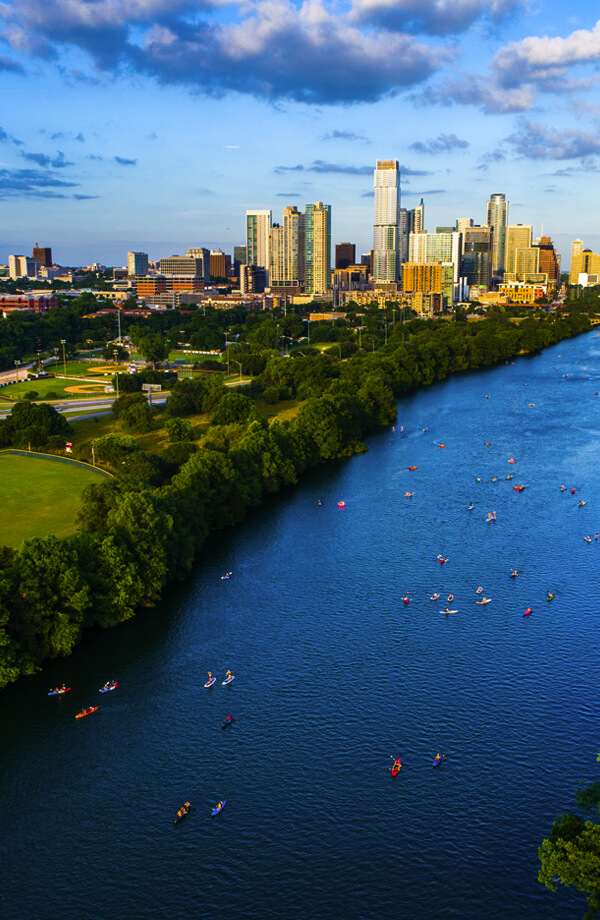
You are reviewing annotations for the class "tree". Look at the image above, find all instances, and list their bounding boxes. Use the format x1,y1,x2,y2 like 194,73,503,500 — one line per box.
165,417,194,443
111,392,153,432
2,400,71,449
137,334,169,368
539,785,600,919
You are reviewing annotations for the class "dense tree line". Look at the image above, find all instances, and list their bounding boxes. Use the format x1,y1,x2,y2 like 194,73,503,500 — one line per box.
539,780,600,918
0,309,591,691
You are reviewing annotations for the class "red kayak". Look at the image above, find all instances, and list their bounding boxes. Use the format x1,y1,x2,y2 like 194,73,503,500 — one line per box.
523,608,532,617
75,706,99,719
391,757,402,776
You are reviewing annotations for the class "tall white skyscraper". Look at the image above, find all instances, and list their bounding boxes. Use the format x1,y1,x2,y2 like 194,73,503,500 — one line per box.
246,210,272,272
373,159,400,284
486,193,509,276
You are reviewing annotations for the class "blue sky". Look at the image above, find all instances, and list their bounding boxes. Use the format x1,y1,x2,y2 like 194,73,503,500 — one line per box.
1,0,600,267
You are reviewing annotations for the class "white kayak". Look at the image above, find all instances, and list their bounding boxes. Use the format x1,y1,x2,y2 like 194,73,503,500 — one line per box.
476,598,492,605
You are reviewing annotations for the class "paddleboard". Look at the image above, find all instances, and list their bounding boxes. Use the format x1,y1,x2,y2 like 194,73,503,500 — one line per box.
222,675,234,686
204,677,216,688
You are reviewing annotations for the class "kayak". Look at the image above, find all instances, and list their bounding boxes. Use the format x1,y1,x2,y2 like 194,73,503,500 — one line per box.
440,609,458,614
175,803,192,824
523,608,532,617
222,675,234,686
99,681,120,693
476,598,492,605
391,757,402,776
75,706,98,719
337,501,346,508
407,466,418,471
222,716,233,729
513,485,525,492
48,687,71,696
211,800,226,816
433,755,444,767
204,677,216,688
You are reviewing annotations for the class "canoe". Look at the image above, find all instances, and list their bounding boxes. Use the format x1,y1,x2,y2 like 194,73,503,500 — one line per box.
75,706,98,719
391,758,402,776
175,804,192,824
48,687,71,696
211,800,226,816
204,677,216,688
99,681,120,693
222,675,234,686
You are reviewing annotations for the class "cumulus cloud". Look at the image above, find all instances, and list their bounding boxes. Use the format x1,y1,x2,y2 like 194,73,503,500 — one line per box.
414,73,537,113
505,119,600,160
350,0,523,36
0,0,451,104
492,20,600,90
409,132,468,154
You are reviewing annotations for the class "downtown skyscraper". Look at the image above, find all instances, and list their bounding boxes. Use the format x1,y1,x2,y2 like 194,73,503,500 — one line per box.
486,193,508,277
246,209,272,274
372,159,401,284
305,202,331,295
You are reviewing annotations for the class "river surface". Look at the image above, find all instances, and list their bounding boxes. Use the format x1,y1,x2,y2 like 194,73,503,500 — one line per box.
2,332,600,920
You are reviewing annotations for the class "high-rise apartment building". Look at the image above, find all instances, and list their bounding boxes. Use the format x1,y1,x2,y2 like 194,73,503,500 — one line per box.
233,246,247,276
409,199,425,234
486,194,508,277
246,210,272,273
462,226,492,289
408,231,462,284
209,250,230,279
305,202,331,295
127,251,149,276
32,243,52,268
372,159,401,284
569,240,584,283
335,243,356,270
569,244,600,284
456,218,474,234
269,206,306,289
505,225,540,279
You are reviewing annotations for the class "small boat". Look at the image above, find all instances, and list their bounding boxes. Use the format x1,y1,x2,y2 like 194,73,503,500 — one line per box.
391,757,402,776
221,572,233,580
513,485,525,492
407,466,418,471
433,754,444,767
438,444,446,449
476,597,492,605
204,675,216,688
560,485,566,491
508,458,516,464
404,491,413,498
337,501,346,508
571,488,576,494
75,706,99,719
476,586,482,594
99,681,120,693
211,800,226,816
584,536,592,543
430,593,439,601
547,593,554,602
48,686,71,696
509,570,518,578
222,673,234,686
528,403,535,407
441,608,457,614
437,555,447,565
222,716,233,729
506,474,513,480
402,595,409,605
175,802,192,824
523,608,532,617
578,501,586,507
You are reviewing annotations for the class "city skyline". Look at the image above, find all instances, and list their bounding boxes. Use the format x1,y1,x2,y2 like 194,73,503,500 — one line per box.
2,1,600,265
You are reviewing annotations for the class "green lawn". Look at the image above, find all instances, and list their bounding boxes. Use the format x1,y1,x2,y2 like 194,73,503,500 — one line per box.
0,453,110,548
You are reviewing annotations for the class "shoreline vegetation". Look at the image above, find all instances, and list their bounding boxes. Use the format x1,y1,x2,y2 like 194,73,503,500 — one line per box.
0,307,592,692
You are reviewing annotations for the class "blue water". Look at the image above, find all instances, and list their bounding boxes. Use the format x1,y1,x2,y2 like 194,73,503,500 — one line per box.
2,333,600,920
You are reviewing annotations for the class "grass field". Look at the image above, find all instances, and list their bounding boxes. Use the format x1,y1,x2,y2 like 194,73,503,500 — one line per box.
0,453,110,548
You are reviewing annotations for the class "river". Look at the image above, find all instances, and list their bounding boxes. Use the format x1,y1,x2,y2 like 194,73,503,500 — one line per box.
1,331,600,920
